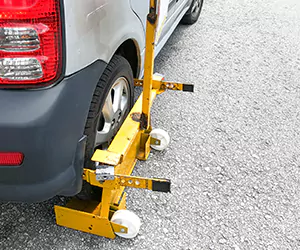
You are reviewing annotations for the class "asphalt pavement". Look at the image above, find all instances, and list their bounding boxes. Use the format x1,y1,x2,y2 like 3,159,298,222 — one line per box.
1,0,300,249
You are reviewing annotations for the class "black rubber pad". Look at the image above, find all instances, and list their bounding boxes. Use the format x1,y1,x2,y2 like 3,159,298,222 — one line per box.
182,84,194,92
152,180,171,193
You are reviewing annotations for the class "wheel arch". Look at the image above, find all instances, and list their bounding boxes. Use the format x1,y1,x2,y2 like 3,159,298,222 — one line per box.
114,39,141,78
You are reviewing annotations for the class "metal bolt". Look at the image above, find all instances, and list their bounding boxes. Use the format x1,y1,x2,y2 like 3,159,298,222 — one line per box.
135,180,140,186
120,228,125,233
155,141,159,145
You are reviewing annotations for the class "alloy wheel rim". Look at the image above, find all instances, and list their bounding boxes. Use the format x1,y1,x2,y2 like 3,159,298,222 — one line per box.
95,77,130,150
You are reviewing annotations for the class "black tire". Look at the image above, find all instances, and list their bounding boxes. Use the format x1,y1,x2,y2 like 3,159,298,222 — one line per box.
77,55,134,200
181,0,203,25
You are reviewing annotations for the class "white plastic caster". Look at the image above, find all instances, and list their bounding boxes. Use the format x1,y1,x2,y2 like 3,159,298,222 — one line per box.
150,128,170,151
111,210,141,239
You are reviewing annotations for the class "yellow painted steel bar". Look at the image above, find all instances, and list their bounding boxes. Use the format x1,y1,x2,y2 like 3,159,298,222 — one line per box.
100,188,112,218
83,169,170,193
54,198,127,239
141,0,157,129
135,79,194,94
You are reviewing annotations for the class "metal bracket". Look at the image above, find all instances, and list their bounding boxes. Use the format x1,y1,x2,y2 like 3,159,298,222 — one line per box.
83,169,171,193
95,165,115,181
111,222,128,234
147,7,157,24
134,79,194,93
131,112,148,130
150,137,161,146
116,175,171,193
159,81,194,92
92,149,122,165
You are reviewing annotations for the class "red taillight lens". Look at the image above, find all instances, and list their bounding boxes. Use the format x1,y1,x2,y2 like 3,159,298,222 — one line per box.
0,152,24,166
0,0,62,86
0,0,38,9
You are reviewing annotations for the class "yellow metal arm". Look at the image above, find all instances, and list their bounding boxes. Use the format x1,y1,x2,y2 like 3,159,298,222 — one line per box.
135,78,194,93
142,0,158,129
83,168,171,193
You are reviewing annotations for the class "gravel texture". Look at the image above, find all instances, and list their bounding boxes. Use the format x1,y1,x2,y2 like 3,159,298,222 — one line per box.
1,0,300,249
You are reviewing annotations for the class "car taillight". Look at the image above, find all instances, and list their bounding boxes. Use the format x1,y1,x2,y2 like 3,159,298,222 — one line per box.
0,152,24,166
0,0,63,87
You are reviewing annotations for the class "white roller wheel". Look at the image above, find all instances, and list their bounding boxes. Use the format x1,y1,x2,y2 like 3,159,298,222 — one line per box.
111,210,141,239
150,128,170,151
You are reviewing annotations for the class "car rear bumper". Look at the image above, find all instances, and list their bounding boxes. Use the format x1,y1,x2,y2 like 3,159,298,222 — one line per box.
0,60,106,203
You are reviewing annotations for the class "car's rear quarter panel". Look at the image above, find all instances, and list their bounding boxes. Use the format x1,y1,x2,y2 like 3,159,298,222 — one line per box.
63,0,145,76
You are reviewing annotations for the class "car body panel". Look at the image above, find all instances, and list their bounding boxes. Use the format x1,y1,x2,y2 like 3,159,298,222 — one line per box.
63,0,191,77
63,0,145,76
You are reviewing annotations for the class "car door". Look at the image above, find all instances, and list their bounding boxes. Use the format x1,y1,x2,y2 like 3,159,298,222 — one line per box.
130,0,177,47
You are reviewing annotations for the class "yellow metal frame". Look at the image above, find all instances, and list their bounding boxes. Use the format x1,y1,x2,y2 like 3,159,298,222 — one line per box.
54,0,193,239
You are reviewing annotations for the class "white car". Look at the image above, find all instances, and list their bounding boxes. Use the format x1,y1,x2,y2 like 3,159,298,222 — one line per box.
0,0,203,202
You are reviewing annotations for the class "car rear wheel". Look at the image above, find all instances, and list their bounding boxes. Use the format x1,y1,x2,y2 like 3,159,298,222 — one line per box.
181,0,203,25
77,55,134,200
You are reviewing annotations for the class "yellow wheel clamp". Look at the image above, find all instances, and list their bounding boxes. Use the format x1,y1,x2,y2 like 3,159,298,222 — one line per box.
54,0,194,239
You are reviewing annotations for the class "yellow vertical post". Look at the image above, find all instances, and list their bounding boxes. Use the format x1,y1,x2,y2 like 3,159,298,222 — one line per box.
100,188,112,218
142,0,157,129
